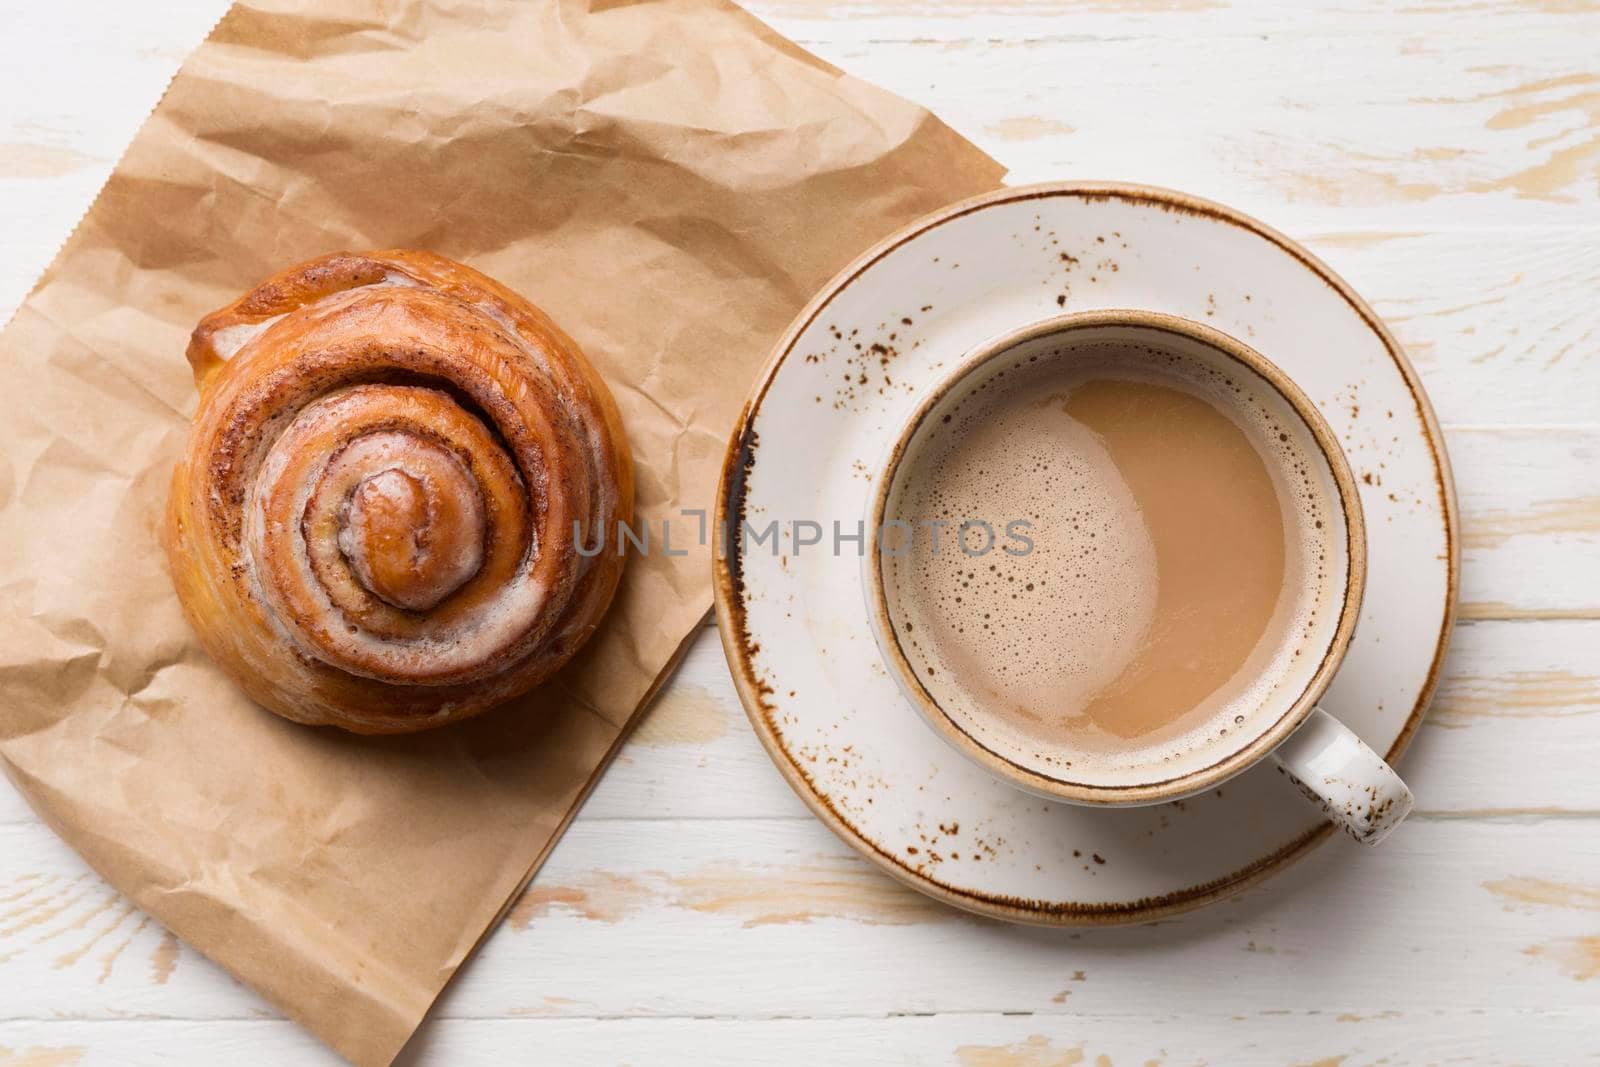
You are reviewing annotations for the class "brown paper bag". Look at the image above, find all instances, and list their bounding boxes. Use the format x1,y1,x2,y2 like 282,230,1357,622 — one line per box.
0,0,1003,1062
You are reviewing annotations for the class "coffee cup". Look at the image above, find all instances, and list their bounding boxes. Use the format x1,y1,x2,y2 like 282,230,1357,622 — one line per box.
864,309,1412,844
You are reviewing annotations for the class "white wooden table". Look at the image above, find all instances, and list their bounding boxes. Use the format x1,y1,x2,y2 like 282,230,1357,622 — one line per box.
4,2,1599,1063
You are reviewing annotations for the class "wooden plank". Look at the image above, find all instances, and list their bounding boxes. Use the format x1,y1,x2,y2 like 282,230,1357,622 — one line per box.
1,815,1598,1023
4,616,1599,826
1302,233,1600,428
4,8,1599,426
0,1,224,317
750,3,1600,230
524,618,1600,819
2,1011,1598,1067
9,227,1597,427
1454,428,1600,616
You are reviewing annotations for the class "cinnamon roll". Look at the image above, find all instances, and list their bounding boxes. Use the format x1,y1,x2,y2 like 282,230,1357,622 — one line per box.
166,250,632,733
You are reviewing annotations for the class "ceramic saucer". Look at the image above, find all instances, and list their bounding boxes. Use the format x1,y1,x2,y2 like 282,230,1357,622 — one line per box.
713,183,1459,924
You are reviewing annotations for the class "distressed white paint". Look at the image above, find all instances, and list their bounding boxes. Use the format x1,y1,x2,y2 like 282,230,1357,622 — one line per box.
2,0,1598,1063
1,1014,1596,1067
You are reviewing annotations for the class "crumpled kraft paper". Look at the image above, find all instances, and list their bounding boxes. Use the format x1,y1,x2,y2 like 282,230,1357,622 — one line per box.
0,1,1004,1062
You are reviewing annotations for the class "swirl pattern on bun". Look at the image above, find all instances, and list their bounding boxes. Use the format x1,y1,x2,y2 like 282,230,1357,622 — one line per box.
166,250,632,733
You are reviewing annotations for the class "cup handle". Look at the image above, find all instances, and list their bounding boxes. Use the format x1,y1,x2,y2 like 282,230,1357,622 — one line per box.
1270,707,1414,845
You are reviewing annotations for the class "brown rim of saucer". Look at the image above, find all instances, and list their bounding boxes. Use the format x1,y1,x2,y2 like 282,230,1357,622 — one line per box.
862,309,1368,806
712,181,1461,926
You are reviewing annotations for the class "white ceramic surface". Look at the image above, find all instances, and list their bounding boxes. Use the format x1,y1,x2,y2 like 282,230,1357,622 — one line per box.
715,183,1459,923
1273,708,1414,845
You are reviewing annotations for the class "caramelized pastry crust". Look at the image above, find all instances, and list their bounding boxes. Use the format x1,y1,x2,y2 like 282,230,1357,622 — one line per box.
166,250,632,733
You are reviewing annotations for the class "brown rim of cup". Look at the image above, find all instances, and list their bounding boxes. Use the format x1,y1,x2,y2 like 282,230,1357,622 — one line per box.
864,307,1369,806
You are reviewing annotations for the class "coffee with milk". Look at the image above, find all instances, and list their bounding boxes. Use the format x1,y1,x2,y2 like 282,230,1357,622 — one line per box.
881,331,1339,771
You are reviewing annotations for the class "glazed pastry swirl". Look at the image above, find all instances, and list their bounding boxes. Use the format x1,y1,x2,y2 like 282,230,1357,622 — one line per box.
166,250,632,733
